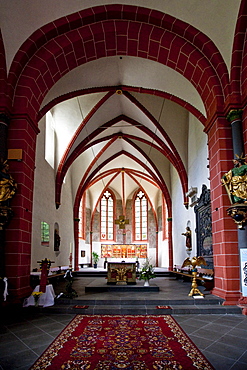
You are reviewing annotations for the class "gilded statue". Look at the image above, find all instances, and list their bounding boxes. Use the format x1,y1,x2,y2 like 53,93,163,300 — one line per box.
221,155,247,204
0,161,17,204
182,256,207,296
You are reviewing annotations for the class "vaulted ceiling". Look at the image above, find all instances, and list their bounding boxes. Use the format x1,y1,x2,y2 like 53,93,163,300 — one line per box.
1,1,241,214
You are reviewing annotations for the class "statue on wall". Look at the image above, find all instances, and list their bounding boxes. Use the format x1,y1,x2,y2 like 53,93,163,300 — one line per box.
182,226,192,251
54,228,60,252
0,161,17,205
221,155,247,204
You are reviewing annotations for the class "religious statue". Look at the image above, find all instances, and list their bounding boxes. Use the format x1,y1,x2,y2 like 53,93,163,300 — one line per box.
182,226,192,250
221,155,247,204
54,229,60,251
0,161,17,205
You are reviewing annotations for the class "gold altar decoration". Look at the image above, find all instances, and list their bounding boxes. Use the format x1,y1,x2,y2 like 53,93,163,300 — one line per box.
110,266,133,284
221,154,247,228
107,262,136,284
101,244,147,259
115,215,129,229
182,256,207,297
226,204,247,229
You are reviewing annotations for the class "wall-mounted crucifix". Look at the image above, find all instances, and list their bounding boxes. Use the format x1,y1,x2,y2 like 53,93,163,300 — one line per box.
115,215,129,229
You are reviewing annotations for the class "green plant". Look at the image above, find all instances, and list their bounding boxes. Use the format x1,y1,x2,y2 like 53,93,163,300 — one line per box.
92,251,100,264
138,259,156,281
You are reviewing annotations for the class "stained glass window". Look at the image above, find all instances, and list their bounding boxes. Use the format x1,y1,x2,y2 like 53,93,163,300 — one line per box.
134,190,148,240
100,190,114,240
41,221,50,245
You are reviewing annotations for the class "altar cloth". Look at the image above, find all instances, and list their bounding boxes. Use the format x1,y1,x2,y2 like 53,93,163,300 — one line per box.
23,284,55,307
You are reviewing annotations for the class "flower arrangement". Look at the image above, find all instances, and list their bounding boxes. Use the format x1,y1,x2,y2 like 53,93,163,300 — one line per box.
138,259,156,282
32,291,43,306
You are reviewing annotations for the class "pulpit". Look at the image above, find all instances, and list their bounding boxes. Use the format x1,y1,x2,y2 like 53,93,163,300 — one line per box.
107,262,136,284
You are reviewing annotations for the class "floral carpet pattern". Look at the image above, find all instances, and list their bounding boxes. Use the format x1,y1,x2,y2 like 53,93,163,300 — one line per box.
30,315,214,370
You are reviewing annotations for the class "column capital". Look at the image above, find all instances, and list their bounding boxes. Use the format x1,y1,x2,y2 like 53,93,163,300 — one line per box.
226,109,243,123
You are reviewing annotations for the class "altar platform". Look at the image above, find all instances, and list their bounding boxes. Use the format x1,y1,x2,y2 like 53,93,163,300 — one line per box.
85,278,159,292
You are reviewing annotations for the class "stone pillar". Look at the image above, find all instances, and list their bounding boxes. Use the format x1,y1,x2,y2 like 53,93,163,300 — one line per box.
0,113,10,302
5,115,39,299
207,116,240,304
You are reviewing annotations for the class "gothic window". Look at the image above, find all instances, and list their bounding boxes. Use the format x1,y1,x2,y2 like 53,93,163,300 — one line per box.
45,111,55,169
100,190,114,241
78,195,86,239
134,190,148,241
41,221,50,246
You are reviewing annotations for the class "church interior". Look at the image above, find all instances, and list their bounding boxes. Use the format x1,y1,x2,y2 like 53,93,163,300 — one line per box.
1,1,247,369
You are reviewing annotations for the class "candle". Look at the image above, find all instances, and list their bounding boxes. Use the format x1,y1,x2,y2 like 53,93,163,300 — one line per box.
70,243,72,254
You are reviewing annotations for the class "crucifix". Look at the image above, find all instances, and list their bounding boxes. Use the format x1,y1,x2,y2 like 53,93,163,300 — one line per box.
115,215,129,229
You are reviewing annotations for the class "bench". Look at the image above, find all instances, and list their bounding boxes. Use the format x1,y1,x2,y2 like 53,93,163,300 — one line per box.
171,266,214,291
30,265,71,288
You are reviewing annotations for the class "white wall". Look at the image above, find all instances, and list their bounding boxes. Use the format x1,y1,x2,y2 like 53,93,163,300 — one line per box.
170,113,209,268
31,116,75,270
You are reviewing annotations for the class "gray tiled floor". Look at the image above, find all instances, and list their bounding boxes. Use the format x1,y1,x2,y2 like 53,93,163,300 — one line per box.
1,274,247,369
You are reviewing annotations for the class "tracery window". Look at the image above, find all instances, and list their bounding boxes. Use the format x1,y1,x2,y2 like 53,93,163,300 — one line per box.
134,190,148,241
41,221,50,246
78,195,86,239
100,190,114,241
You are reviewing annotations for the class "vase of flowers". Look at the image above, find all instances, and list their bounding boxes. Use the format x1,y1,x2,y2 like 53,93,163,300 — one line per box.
32,291,43,307
138,259,156,286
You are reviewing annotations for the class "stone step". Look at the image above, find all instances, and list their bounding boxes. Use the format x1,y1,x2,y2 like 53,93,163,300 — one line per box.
42,303,242,315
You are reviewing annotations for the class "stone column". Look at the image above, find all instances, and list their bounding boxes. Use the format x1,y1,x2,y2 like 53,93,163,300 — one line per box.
0,113,10,301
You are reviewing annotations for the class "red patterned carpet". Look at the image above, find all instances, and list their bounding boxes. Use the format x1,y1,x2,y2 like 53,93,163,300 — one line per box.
30,315,214,370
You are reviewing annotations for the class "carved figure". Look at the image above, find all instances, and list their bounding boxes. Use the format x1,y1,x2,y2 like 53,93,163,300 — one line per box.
182,226,192,250
221,156,247,204
0,161,17,203
182,256,207,297
54,229,60,251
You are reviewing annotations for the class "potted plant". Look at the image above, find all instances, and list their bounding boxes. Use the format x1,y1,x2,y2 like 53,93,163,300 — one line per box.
92,251,100,268
138,258,156,286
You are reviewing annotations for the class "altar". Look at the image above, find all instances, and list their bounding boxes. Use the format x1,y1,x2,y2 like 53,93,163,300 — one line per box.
107,262,136,284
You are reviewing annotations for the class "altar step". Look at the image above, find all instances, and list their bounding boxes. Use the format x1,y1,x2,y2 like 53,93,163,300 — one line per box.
75,268,170,278
43,298,242,315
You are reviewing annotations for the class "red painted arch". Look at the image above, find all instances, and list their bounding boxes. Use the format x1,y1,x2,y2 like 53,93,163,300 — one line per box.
8,5,228,122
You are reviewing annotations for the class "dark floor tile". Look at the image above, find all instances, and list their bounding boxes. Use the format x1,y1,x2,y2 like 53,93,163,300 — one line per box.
202,350,236,370
0,349,38,370
230,361,247,370
219,334,247,349
237,348,247,363
188,334,214,350
22,333,54,350
0,331,18,344
34,321,66,333
189,327,224,341
175,323,200,335
12,327,47,341
202,322,233,335
0,340,29,356
206,342,246,361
